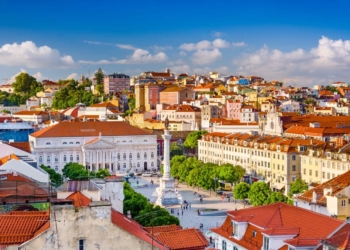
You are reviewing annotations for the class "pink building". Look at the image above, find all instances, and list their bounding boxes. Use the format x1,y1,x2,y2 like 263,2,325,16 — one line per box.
159,87,195,105
103,73,130,94
226,100,241,119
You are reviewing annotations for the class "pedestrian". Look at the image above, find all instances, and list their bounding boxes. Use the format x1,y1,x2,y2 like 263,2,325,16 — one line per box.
189,203,191,209
177,210,180,216
209,236,212,245
182,210,183,216
181,204,182,209
197,209,200,215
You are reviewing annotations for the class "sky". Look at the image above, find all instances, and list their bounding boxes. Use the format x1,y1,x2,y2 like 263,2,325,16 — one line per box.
0,0,350,86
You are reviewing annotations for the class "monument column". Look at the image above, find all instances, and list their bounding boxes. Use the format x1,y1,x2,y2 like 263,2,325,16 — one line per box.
162,130,172,179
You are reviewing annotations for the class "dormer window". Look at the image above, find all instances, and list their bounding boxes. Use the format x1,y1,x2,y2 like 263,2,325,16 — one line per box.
327,152,331,158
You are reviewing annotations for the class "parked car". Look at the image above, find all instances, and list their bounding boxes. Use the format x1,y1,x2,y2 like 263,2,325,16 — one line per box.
136,172,143,176
142,172,153,177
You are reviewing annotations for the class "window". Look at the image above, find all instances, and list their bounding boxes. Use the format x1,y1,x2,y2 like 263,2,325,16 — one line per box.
137,153,140,159
292,165,296,171
55,166,58,171
123,163,126,168
309,169,312,176
69,142,73,144
222,240,227,250
76,141,80,144
233,246,238,250
129,153,132,159
144,152,147,159
47,156,50,163
70,155,73,162
137,162,140,168
78,239,85,250
64,155,67,162
76,155,79,161
63,142,67,144
123,153,126,160
263,236,269,250
46,142,51,145
39,156,42,163
117,153,120,160
55,156,58,163
292,155,296,161
315,171,318,177
151,152,154,159
342,200,346,207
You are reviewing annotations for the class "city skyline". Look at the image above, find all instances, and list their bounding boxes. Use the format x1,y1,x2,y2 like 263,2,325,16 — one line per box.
1,0,350,86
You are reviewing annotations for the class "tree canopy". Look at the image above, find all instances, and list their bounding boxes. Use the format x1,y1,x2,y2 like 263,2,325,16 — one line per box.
12,73,43,97
248,182,272,206
289,178,308,197
40,165,62,185
234,182,250,200
123,182,179,226
183,130,207,149
0,91,27,106
170,142,183,157
95,68,104,85
62,162,90,180
265,191,291,204
52,80,100,109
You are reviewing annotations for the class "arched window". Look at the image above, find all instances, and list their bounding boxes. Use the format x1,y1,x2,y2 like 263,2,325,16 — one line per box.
46,142,51,145
123,163,126,168
63,142,67,145
47,156,50,163
69,142,73,144
129,153,132,159
55,156,58,163
144,152,147,159
123,153,126,160
76,155,79,161
76,141,80,144
64,155,67,162
151,152,154,159
39,156,42,163
117,153,120,160
70,155,73,162
137,153,140,159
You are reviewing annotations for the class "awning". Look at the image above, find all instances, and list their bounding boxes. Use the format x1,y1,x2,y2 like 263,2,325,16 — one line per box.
272,183,285,190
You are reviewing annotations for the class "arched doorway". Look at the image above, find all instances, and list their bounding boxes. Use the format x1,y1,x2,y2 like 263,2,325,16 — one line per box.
144,162,148,171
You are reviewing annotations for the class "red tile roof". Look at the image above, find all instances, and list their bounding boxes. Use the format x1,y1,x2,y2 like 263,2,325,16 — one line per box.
111,209,166,249
66,191,91,207
143,224,182,233
13,111,48,116
151,228,209,250
211,203,342,249
322,223,350,249
30,120,152,138
0,211,50,245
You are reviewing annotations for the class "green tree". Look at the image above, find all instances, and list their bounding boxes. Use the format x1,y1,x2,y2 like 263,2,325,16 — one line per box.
198,163,216,194
289,178,308,197
187,167,201,190
183,130,207,149
96,84,104,94
12,73,42,97
265,191,290,204
123,183,179,226
62,162,89,180
248,182,272,206
170,142,183,157
178,157,201,183
234,182,250,200
218,164,245,185
95,68,104,85
95,169,111,178
128,97,135,111
40,165,62,185
170,155,186,183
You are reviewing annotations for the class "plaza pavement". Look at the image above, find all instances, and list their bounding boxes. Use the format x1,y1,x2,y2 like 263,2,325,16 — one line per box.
129,176,250,236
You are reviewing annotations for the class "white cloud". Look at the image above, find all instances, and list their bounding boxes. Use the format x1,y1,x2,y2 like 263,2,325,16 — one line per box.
66,73,78,80
116,44,137,50
179,39,242,51
0,41,75,69
233,36,350,86
33,72,45,81
152,45,173,52
232,42,247,47
212,31,225,38
171,65,191,74
84,40,113,46
78,48,168,65
193,66,230,75
192,48,222,65
179,51,187,57
9,69,27,83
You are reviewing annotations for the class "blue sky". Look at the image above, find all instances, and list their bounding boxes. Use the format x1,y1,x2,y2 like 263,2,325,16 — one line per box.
0,0,350,86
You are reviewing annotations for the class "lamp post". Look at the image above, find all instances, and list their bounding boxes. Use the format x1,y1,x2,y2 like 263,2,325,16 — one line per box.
214,177,218,197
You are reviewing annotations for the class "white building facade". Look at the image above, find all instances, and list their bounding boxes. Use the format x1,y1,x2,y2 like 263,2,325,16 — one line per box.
29,121,157,174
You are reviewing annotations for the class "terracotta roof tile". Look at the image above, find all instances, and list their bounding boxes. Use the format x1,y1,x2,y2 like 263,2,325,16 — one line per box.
66,191,91,207
30,121,152,138
151,228,209,250
0,211,50,245
4,142,31,153
143,224,182,234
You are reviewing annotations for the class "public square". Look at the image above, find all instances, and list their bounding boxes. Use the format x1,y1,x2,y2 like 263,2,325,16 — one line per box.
129,176,250,235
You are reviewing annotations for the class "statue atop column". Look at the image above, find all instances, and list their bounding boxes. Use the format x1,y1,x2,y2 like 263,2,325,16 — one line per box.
165,116,169,130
